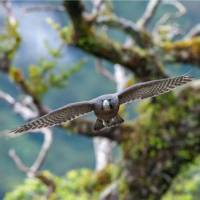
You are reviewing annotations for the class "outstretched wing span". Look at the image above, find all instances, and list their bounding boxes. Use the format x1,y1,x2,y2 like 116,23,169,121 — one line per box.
9,101,94,135
118,75,193,105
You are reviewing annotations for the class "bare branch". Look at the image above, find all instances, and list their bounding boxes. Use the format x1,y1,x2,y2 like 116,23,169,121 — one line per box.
9,149,30,174
138,0,161,28
100,181,118,200
24,5,65,13
96,15,141,40
185,24,200,39
9,148,56,198
89,0,104,21
163,0,186,18
0,90,37,120
154,0,186,31
8,129,53,177
30,129,53,173
2,0,16,24
0,90,52,177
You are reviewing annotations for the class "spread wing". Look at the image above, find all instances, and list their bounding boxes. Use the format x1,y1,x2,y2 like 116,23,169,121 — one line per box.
9,101,94,135
118,75,193,105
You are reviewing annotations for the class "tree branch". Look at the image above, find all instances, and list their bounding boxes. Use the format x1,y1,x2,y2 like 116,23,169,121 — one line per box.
9,149,30,174
63,0,166,80
163,36,200,66
0,90,37,120
96,15,141,40
185,24,200,39
138,0,161,28
99,181,118,200
9,148,56,198
8,125,53,177
30,128,53,173
0,89,53,178
153,0,186,36
64,119,134,143
24,5,64,13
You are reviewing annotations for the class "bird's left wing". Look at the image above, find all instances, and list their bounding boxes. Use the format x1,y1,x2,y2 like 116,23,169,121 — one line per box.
118,75,193,105
9,101,94,135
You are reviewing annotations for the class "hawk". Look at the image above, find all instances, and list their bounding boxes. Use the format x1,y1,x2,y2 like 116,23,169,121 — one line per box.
8,75,192,134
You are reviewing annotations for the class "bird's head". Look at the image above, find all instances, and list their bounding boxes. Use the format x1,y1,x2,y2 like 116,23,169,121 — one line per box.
102,99,111,111
102,96,119,111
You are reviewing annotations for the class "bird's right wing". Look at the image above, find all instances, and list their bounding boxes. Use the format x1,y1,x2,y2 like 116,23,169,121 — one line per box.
118,75,193,105
9,101,94,135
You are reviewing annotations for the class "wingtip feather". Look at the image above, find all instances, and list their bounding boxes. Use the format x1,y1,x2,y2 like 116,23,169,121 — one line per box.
182,75,194,83
0,129,20,138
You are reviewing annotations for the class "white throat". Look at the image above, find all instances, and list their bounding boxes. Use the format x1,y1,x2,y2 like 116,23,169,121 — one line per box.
103,100,111,111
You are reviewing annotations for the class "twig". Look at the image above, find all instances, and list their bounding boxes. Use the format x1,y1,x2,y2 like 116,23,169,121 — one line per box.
24,5,65,13
152,0,186,41
8,130,52,176
96,15,141,40
99,181,118,200
9,148,56,198
9,149,30,174
0,90,37,119
163,0,186,18
30,128,53,173
87,0,114,24
2,0,16,25
8,128,53,177
89,0,104,21
185,24,200,39
154,0,186,30
138,0,161,28
0,89,53,181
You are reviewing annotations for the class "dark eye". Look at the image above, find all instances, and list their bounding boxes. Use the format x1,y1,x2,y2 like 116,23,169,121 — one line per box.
109,99,114,109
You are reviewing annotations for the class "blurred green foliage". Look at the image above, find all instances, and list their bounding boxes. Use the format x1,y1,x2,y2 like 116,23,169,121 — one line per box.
0,18,20,59
26,58,84,99
163,157,200,200
5,164,119,200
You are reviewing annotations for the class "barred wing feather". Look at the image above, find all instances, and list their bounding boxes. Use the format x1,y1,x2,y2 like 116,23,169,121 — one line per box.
118,75,193,104
9,101,94,135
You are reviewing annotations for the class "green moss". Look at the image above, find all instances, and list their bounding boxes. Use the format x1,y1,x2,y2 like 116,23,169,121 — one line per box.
120,90,200,198
163,156,200,200
5,165,120,200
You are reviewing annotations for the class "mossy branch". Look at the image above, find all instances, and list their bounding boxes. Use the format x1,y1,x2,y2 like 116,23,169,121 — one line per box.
163,37,200,66
63,0,166,80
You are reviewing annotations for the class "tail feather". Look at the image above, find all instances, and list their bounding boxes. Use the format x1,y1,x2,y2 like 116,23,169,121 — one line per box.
93,118,104,132
93,115,124,132
109,115,124,127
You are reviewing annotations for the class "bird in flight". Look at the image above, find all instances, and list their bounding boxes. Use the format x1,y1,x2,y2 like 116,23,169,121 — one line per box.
8,75,192,134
